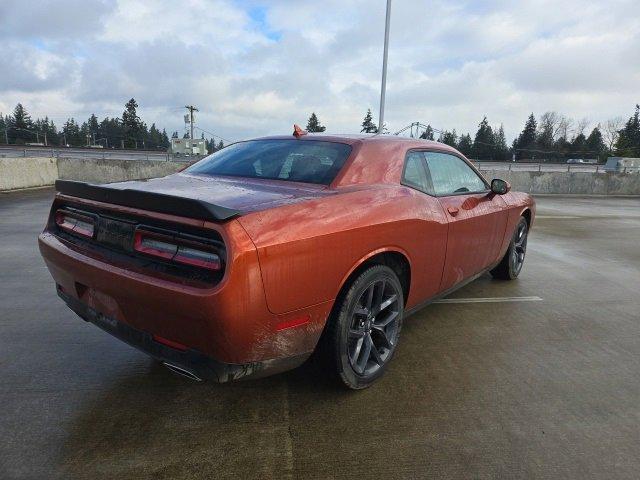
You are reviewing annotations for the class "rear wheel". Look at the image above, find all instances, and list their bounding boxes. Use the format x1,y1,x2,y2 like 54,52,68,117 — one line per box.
491,216,529,280
325,265,404,389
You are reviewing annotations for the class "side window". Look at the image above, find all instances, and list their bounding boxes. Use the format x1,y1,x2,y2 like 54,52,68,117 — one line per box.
424,152,487,195
402,151,433,194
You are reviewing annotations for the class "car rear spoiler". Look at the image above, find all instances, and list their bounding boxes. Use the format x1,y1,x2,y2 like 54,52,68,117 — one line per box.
55,180,241,222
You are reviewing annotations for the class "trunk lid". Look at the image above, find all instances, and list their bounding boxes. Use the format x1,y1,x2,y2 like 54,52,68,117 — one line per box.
69,173,337,218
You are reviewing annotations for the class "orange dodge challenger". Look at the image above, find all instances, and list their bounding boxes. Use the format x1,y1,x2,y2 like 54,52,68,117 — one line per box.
39,131,535,389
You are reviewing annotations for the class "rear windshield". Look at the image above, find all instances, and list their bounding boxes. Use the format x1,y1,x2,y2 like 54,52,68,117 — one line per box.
186,139,352,185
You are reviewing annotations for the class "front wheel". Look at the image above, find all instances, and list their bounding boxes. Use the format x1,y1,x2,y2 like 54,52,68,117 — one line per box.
325,265,404,389
491,216,529,280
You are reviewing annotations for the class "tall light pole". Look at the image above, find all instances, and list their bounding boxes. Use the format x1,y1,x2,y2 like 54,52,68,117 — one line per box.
378,0,392,133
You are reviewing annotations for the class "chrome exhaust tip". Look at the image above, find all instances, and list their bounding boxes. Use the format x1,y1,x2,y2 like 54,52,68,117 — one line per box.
163,362,203,382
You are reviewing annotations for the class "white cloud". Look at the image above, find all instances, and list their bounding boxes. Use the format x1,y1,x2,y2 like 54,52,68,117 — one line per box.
0,0,639,143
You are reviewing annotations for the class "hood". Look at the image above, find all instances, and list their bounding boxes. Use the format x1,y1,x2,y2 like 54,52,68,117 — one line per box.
105,173,337,215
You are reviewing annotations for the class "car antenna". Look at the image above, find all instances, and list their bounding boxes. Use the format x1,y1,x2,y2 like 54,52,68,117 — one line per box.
293,124,308,138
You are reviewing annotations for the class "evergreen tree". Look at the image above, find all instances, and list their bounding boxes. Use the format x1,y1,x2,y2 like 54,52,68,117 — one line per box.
161,129,170,148
0,114,7,144
217,140,224,150
306,113,326,133
493,124,509,160
148,123,164,149
615,104,640,157
122,98,143,148
537,121,554,152
585,126,606,160
553,137,572,160
79,114,99,146
570,133,587,158
98,117,123,149
439,130,457,147
11,103,35,144
457,133,473,156
513,113,537,160
472,116,494,160
34,116,58,146
360,109,377,133
419,125,434,140
62,118,82,146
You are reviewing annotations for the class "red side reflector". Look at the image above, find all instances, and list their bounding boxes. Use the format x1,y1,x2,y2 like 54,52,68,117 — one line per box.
152,334,188,351
276,315,311,331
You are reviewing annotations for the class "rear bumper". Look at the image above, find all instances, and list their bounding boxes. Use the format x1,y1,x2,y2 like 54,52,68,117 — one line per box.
58,287,309,383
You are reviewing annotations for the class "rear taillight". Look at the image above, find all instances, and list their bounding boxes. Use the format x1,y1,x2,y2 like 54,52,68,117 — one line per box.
133,229,221,271
55,210,95,238
133,231,177,260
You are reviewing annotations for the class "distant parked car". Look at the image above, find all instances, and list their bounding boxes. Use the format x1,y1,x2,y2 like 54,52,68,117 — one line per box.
567,158,598,164
39,131,535,389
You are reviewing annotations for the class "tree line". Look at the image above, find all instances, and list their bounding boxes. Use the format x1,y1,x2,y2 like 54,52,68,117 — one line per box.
0,99,172,150
409,106,640,161
355,105,640,161
3,100,639,161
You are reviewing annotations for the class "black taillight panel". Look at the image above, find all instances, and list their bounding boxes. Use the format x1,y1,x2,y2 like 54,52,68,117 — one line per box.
50,203,226,285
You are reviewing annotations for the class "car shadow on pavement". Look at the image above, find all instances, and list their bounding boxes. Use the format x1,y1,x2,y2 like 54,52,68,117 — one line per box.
57,353,349,479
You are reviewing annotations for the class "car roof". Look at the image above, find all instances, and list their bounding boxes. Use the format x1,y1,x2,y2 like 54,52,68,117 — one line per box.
249,133,461,154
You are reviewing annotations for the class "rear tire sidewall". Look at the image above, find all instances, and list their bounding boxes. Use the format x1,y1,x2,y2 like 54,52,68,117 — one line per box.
490,216,529,280
333,265,404,389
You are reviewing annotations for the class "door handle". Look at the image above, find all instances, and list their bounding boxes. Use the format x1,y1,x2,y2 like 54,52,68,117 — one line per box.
447,206,459,216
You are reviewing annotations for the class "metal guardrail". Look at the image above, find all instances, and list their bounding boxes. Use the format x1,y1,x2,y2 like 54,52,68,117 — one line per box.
474,162,640,174
0,146,201,162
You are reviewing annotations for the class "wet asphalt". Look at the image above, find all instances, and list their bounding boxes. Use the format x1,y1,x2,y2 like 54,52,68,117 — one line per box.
1,189,639,480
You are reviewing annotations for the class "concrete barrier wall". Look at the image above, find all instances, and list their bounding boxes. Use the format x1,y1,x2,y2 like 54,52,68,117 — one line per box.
0,157,58,190
57,157,185,184
0,157,187,191
2,157,640,194
482,170,640,195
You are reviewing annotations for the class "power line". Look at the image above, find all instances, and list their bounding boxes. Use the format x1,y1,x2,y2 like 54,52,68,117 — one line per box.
193,126,233,144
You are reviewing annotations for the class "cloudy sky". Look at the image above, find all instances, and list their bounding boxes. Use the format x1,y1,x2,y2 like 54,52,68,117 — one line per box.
0,0,638,143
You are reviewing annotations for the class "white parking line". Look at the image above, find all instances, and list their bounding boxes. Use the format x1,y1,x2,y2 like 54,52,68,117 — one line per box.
434,296,543,304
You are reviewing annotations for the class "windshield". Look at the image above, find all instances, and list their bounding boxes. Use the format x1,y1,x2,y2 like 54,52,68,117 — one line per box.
185,139,352,185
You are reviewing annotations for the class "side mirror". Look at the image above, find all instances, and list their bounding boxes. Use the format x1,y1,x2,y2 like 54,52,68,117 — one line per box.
491,178,510,195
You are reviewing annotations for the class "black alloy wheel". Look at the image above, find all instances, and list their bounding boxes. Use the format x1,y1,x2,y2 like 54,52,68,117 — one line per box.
510,219,528,276
491,216,529,280
326,264,404,389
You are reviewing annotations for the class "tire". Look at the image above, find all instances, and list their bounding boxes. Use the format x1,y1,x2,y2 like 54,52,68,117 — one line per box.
491,216,529,280
324,264,404,389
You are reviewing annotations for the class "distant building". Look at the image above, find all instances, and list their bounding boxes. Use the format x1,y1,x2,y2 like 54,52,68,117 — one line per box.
169,138,207,156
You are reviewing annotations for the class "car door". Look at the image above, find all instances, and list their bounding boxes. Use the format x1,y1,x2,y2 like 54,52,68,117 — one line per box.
400,151,449,302
423,151,507,292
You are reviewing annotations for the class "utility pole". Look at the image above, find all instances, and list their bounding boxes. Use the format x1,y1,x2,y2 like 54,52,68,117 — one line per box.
378,0,392,133
185,105,199,139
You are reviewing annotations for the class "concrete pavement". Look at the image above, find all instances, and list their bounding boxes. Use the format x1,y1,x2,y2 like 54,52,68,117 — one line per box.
1,190,639,479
